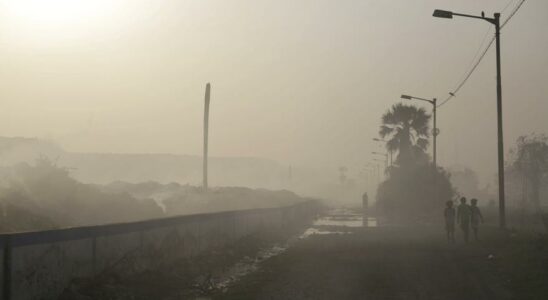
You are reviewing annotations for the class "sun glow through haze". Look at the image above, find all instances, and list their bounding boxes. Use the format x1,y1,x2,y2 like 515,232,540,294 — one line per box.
0,0,546,189
5,0,114,24
2,0,122,43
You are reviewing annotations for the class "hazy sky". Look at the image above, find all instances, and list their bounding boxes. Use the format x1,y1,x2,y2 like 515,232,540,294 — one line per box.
0,0,547,185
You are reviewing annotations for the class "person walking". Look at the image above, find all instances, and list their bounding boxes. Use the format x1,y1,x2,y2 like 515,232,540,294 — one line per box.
470,198,484,241
444,200,456,243
362,192,369,227
456,197,472,243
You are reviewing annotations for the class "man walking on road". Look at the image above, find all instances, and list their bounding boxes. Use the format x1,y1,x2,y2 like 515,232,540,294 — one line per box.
362,192,369,227
456,197,472,243
444,200,456,243
470,198,484,241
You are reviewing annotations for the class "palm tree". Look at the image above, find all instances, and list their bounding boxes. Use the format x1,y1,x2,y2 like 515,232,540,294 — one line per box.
379,103,431,165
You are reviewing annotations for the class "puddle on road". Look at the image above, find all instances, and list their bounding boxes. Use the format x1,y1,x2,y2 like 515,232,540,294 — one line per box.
299,227,349,238
313,210,377,228
366,217,378,227
301,209,378,238
314,217,366,227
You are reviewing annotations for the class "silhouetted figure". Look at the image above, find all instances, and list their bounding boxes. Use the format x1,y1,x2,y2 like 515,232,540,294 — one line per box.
456,197,472,243
470,198,484,241
362,192,369,212
362,192,369,226
444,200,455,243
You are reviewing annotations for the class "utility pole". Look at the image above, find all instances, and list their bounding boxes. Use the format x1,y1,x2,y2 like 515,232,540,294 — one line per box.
432,98,438,204
494,13,506,229
432,98,437,170
203,83,211,191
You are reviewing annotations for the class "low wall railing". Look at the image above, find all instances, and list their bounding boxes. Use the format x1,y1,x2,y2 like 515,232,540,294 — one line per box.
0,200,320,300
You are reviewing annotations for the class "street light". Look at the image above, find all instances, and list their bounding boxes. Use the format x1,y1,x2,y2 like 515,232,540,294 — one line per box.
373,158,386,180
372,151,389,169
366,162,381,185
432,9,453,19
400,94,438,171
433,9,506,230
373,138,393,166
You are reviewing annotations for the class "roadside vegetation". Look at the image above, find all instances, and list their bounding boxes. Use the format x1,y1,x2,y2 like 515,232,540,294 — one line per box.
0,158,312,233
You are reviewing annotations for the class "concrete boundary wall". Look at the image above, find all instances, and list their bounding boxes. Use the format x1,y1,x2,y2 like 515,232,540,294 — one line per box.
0,201,319,300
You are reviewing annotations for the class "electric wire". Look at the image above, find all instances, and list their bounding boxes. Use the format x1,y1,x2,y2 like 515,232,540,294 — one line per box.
437,0,526,108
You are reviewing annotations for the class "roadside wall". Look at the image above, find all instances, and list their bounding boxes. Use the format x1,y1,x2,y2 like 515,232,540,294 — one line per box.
0,201,319,300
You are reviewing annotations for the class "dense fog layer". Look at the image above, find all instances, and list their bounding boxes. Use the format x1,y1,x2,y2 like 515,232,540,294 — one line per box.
0,1,546,231
0,0,547,190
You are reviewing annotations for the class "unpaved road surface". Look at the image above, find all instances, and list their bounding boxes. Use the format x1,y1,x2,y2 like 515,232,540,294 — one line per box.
215,226,516,300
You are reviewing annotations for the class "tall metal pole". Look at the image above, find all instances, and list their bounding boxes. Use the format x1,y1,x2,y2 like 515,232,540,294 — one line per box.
203,83,211,191
432,98,437,170
494,13,506,229
432,9,506,229
433,98,438,203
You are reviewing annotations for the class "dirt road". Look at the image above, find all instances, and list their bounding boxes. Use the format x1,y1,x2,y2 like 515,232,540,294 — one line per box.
215,226,519,300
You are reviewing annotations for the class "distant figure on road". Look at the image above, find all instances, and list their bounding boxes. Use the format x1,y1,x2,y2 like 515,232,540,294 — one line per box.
362,192,369,227
456,197,472,243
444,200,455,243
470,198,484,241
362,192,369,212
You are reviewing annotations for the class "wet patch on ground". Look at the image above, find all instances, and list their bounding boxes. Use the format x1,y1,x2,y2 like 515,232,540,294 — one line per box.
59,230,303,300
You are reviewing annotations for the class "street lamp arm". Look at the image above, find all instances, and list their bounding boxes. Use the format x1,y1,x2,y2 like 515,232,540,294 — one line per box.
401,94,435,105
433,9,497,25
415,97,435,105
452,12,495,22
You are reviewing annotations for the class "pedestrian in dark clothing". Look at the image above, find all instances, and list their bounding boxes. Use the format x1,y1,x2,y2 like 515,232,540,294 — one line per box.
444,200,456,243
470,198,484,241
456,197,472,243
362,192,369,227
362,192,369,216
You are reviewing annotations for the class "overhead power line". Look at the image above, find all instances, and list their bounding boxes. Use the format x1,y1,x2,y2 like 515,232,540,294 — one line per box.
501,0,526,28
437,0,526,108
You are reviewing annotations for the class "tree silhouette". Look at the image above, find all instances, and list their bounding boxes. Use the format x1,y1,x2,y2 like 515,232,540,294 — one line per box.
513,134,548,210
379,103,431,165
